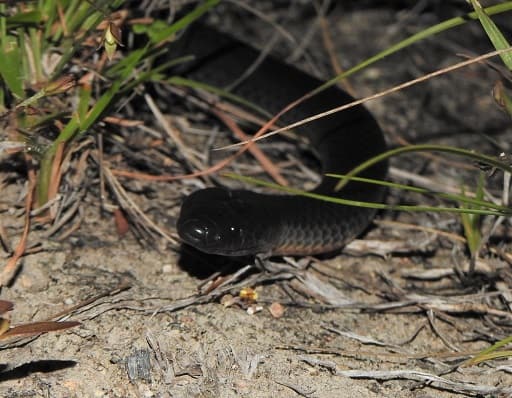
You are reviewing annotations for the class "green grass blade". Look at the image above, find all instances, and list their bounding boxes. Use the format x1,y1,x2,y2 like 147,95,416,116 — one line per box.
466,351,512,365
310,2,512,95
150,0,220,44
6,10,43,26
0,35,24,98
77,83,92,124
325,174,510,213
117,55,194,94
335,144,512,191
78,47,147,133
28,26,43,82
223,173,510,217
460,172,485,257
37,117,79,205
469,0,512,70
465,335,512,366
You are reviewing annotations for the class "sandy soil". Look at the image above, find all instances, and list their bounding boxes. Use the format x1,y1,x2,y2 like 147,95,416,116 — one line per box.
1,2,512,397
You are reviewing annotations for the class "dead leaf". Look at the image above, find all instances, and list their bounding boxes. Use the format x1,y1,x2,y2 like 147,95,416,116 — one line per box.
0,321,80,340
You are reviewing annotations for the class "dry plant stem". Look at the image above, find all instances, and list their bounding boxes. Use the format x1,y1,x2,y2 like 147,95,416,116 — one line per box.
98,133,106,213
212,108,288,186
395,322,428,346
43,186,86,237
108,91,265,182
144,93,204,172
172,84,280,130
153,269,295,315
46,281,132,322
197,271,225,294
0,300,13,316
389,166,478,197
344,237,435,257
503,170,510,205
493,248,512,265
222,47,512,149
274,379,315,397
95,152,178,246
323,324,408,353
111,132,253,182
0,282,130,349
0,222,11,254
426,309,460,352
375,219,466,244
116,59,319,183
48,141,65,219
103,116,144,127
278,342,475,363
304,364,512,396
224,0,296,43
286,12,317,65
317,6,355,95
56,2,68,36
44,145,91,237
293,272,354,306
54,207,85,241
224,32,280,92
145,330,174,384
110,87,283,183
323,323,454,371
214,265,257,292
419,298,512,320
0,156,36,286
0,321,80,342
29,194,62,217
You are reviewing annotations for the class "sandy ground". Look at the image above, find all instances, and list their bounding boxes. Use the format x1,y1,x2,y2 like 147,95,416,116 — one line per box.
2,2,512,397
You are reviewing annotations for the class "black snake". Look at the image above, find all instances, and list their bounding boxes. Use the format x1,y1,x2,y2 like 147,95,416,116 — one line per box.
175,24,388,256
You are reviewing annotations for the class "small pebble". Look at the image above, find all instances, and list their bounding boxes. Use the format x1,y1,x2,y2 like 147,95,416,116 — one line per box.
162,264,174,273
268,302,285,318
246,305,263,315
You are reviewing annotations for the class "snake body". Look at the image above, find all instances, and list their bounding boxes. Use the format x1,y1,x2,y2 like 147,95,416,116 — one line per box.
175,25,388,256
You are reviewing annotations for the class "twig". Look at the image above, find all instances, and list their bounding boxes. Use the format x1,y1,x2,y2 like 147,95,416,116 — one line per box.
220,47,512,149
300,355,512,395
212,108,288,185
1,156,36,286
274,379,316,397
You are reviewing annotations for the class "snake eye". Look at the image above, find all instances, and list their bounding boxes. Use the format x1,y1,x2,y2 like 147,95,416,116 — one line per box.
178,219,210,247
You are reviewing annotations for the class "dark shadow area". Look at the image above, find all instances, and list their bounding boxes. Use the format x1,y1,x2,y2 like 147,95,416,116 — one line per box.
177,244,255,279
0,154,28,182
0,360,77,382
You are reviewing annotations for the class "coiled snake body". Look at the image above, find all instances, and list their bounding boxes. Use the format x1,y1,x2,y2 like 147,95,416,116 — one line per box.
175,25,388,256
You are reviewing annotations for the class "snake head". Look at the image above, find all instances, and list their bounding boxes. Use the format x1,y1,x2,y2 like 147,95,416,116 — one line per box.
177,187,274,256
